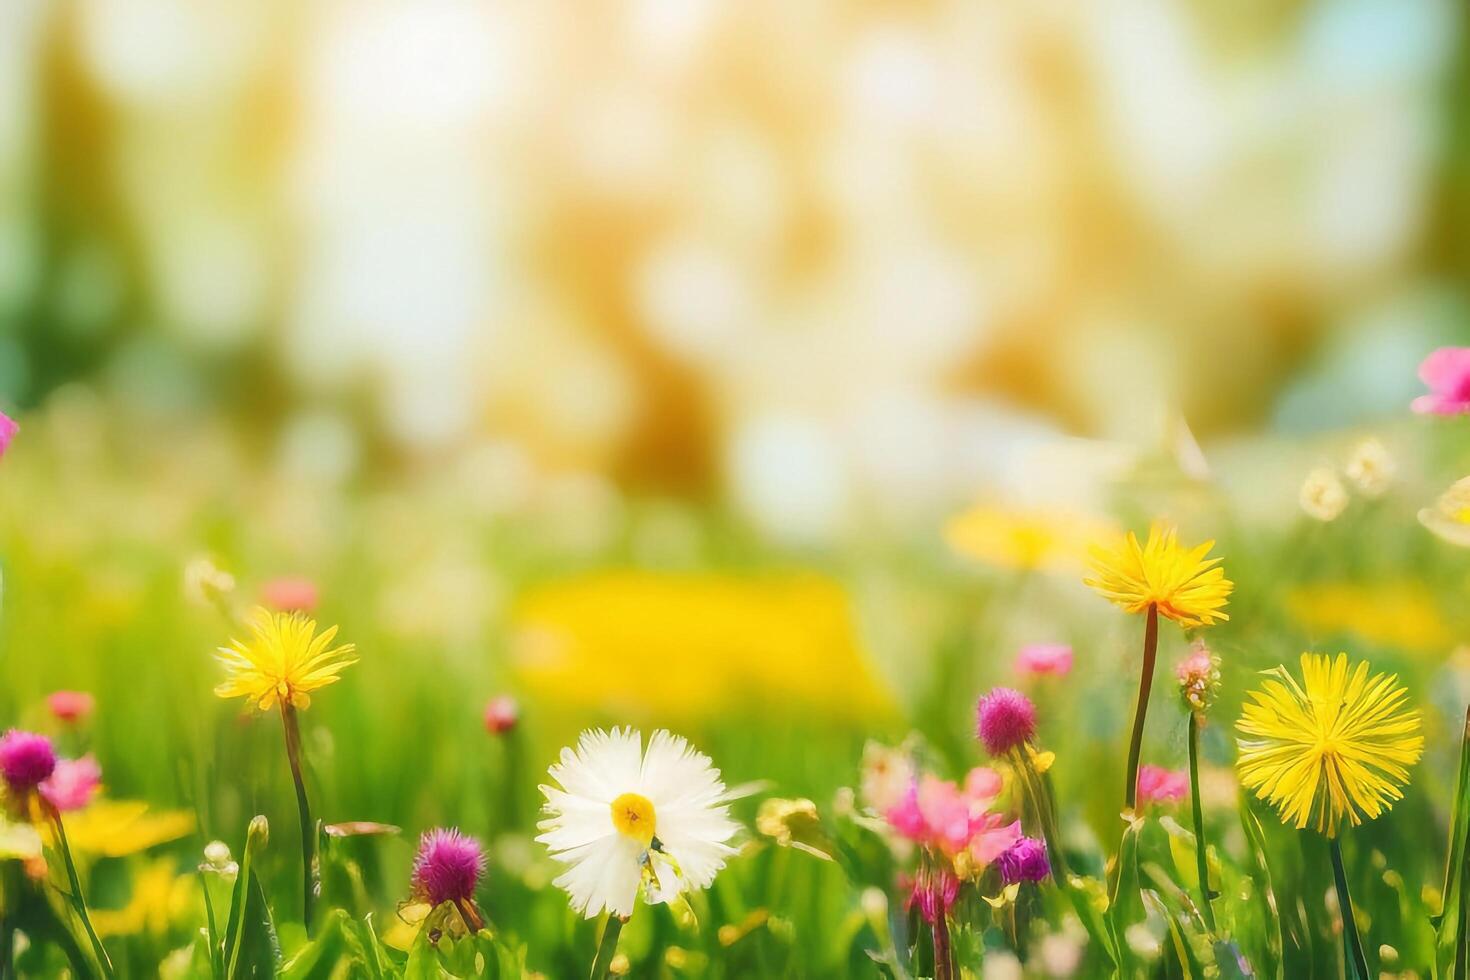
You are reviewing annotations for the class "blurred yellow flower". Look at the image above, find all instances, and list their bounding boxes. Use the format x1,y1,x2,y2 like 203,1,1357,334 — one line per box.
214,607,357,711
511,571,892,721
1299,467,1348,522
91,859,195,937
1084,524,1231,627
0,816,41,860
945,504,1117,573
1285,582,1453,652
1236,653,1422,836
1419,476,1470,547
52,801,194,857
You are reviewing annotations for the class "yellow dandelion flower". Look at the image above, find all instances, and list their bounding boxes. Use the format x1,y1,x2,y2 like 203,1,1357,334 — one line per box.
214,607,357,712
1083,523,1232,627
1236,653,1422,837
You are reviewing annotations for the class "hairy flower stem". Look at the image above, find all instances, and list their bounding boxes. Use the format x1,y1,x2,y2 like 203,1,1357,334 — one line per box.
931,914,954,980
1330,837,1370,980
280,704,317,933
589,914,626,979
51,810,114,978
1187,712,1217,934
1013,749,1069,882
1122,603,1159,812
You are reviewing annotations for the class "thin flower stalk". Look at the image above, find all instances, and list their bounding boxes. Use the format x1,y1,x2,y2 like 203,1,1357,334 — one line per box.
589,915,625,980
51,809,114,978
1123,603,1159,812
1179,643,1222,935
1329,838,1370,980
281,703,317,932
1186,712,1217,934
1009,748,1068,884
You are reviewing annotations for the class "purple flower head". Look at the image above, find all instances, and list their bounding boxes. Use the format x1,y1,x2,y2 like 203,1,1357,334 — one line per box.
411,827,486,907
0,730,56,793
996,836,1050,885
975,687,1037,756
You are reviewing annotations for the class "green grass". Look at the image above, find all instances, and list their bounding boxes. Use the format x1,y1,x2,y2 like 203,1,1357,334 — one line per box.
4,404,1470,977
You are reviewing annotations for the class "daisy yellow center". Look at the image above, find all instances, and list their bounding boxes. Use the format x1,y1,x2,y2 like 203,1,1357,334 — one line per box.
610,792,657,844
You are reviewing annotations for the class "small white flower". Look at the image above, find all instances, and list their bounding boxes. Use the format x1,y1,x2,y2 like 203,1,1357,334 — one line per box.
537,728,738,918
1344,438,1395,497
1420,476,1470,547
1299,467,1348,522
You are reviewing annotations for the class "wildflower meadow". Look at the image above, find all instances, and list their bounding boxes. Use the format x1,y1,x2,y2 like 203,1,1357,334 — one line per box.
3,352,1470,979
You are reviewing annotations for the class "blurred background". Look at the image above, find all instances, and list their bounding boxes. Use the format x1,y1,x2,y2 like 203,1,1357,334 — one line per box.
2,0,1468,544
5,4,1470,969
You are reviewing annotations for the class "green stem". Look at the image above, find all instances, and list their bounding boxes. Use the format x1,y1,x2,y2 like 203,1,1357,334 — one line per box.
589,914,626,979
1329,837,1370,980
280,704,316,933
1187,712,1218,934
1013,748,1069,882
51,810,114,978
1122,604,1159,812
0,862,16,980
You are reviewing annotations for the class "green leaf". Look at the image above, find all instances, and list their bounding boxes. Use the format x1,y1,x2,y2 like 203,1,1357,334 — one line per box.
280,908,346,980
1142,888,1200,979
1059,872,1119,973
223,816,279,980
1107,816,1148,980
405,916,442,980
1237,798,1284,980
1213,939,1256,979
341,914,393,980
1436,706,1470,980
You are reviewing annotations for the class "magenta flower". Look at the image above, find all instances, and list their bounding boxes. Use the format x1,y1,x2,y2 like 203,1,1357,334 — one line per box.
411,828,486,909
260,577,319,614
967,814,1023,868
39,755,101,812
1136,764,1189,805
976,687,1037,756
0,730,56,794
996,836,1050,884
884,780,929,841
483,695,518,735
962,766,1002,802
907,865,960,924
1413,347,1470,415
47,690,96,724
1015,643,1073,677
0,411,16,458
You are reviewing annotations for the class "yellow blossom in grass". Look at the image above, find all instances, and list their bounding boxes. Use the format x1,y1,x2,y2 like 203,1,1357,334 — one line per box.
1236,653,1422,837
215,607,357,711
1285,582,1452,653
1083,524,1231,627
945,504,1118,573
511,571,891,721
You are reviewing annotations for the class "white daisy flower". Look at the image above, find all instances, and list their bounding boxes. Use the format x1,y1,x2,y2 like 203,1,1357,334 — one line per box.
537,727,739,919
